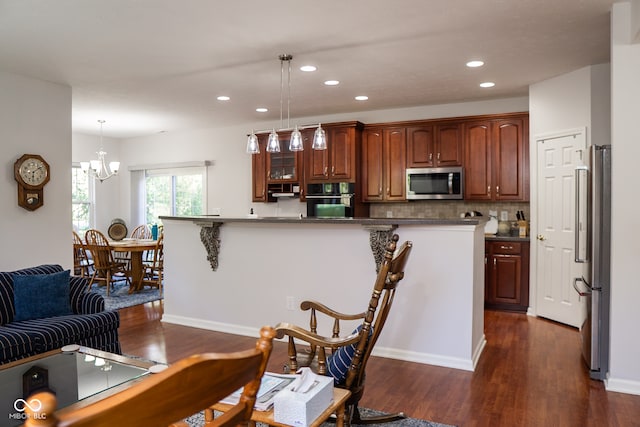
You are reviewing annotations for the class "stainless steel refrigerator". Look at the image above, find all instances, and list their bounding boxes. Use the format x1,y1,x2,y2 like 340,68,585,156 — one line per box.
573,144,611,380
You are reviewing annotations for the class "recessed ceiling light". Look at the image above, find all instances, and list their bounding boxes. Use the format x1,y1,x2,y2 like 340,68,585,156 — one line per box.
300,65,317,72
256,107,268,113
480,82,495,88
355,95,369,101
216,95,230,101
466,60,484,68
324,80,340,86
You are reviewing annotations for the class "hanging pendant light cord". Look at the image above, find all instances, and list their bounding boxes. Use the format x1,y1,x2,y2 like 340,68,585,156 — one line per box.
287,57,291,129
280,57,284,130
278,54,293,131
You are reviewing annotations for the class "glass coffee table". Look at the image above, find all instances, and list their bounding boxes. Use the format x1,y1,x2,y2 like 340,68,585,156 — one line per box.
0,345,164,426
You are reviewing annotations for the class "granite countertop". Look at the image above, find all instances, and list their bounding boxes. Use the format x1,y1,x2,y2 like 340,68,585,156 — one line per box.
160,215,484,226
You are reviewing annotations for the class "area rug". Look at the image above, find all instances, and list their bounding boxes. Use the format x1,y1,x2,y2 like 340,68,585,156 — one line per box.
183,408,455,427
90,280,162,310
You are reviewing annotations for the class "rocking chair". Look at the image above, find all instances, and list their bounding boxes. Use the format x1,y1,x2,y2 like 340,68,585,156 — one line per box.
275,234,412,426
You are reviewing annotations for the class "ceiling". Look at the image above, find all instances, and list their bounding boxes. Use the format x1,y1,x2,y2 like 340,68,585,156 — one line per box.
0,0,615,138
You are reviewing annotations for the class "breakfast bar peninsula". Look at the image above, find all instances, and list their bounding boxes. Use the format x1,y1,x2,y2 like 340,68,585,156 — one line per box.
159,216,486,371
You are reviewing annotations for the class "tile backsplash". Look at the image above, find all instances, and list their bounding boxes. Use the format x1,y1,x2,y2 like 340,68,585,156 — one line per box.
369,201,530,222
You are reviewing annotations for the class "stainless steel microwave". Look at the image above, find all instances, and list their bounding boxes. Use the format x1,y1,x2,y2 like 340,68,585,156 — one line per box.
406,167,464,200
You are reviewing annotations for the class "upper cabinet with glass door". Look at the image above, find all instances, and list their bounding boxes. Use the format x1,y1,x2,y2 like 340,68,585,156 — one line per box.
266,130,304,183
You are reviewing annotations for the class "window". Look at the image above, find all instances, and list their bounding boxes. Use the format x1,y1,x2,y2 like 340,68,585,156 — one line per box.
144,166,206,225
72,165,94,233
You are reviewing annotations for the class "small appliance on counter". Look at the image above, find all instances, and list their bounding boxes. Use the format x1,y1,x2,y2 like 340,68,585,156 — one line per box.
484,210,498,235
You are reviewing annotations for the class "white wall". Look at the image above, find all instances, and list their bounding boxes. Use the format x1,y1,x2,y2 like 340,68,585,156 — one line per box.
72,133,123,232
162,219,486,371
529,65,601,141
0,71,72,271
529,64,611,324
608,0,640,394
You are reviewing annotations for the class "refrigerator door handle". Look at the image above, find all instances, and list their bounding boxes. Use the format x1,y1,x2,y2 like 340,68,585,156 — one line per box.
573,276,592,297
575,165,589,263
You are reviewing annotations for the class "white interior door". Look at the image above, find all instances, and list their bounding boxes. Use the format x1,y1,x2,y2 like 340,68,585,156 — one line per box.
535,131,588,328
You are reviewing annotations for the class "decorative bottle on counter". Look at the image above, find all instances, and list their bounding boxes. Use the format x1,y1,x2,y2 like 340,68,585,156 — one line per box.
151,224,158,240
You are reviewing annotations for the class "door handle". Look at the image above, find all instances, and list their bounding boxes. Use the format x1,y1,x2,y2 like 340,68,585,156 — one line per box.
575,166,589,263
537,234,546,241
573,276,592,297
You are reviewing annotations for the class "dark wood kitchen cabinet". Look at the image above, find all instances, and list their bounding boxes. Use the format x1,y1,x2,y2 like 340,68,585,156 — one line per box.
464,114,529,201
485,239,530,312
306,122,363,183
251,130,306,202
406,123,463,168
361,127,406,201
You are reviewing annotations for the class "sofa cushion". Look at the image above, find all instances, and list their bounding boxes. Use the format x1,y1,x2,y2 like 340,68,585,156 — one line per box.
4,310,120,354
13,270,73,322
0,327,38,364
0,264,64,325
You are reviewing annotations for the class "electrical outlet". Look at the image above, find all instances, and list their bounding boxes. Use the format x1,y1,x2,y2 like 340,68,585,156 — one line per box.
286,296,295,311
211,207,221,216
386,211,393,218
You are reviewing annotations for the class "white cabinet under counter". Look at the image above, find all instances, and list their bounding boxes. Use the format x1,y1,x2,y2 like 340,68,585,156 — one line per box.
159,216,486,372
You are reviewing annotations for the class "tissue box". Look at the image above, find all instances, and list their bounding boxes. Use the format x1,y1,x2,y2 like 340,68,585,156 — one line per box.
273,375,334,427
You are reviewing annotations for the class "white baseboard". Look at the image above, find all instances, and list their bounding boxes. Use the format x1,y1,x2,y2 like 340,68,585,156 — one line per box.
372,346,476,371
471,334,487,369
606,377,640,395
161,314,262,338
163,314,479,372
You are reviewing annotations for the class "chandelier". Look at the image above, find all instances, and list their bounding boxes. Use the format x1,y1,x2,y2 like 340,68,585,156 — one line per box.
80,120,120,183
246,54,327,154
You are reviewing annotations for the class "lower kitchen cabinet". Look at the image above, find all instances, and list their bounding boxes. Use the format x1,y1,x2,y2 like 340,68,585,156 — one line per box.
485,238,530,312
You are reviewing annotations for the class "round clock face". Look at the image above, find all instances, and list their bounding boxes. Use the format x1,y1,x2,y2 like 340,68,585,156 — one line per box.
19,157,48,186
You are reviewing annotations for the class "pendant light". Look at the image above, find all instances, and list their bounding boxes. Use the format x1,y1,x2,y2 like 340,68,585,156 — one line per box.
80,120,120,182
312,123,327,150
266,128,280,153
289,125,303,151
246,131,260,154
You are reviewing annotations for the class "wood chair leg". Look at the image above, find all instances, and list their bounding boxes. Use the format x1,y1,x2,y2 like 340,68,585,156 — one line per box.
106,271,111,297
87,271,97,292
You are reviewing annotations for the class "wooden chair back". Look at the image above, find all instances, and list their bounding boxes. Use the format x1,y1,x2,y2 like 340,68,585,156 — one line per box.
275,234,412,425
24,326,277,427
145,233,164,291
84,229,115,273
345,235,412,392
84,229,129,294
72,231,93,277
131,224,152,239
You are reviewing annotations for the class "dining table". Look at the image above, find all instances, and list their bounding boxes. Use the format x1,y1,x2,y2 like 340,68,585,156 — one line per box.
109,238,160,293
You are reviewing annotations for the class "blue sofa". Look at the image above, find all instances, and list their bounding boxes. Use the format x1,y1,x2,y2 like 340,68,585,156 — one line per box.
0,264,121,364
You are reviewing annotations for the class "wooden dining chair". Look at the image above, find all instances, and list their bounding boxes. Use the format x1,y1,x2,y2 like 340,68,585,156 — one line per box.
84,229,130,296
24,326,276,427
131,224,152,239
275,234,412,426
72,231,94,278
144,233,164,292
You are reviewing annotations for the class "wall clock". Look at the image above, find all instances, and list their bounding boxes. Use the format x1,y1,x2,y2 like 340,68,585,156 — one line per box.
14,154,50,211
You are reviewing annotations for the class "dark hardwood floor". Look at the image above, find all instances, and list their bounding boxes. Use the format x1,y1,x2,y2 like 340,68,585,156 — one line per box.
118,301,640,427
